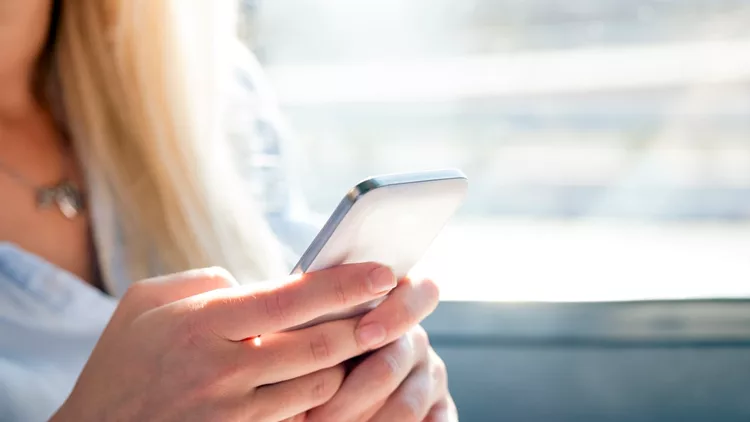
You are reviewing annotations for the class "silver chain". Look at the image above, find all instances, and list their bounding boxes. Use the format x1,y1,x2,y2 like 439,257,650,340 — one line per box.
0,131,85,219
0,158,48,189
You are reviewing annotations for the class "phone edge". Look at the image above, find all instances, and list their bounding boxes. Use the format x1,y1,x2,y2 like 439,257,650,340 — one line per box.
355,168,467,195
290,168,468,274
291,195,357,274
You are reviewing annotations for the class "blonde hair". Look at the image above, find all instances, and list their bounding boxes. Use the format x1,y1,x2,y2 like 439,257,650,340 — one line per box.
48,0,286,285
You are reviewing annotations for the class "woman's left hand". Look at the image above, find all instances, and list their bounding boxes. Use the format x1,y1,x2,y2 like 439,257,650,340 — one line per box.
306,278,458,422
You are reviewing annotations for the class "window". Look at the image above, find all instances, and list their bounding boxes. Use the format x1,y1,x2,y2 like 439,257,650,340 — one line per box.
241,0,750,301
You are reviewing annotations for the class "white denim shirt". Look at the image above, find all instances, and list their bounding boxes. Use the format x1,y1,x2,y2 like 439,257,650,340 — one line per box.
0,44,317,421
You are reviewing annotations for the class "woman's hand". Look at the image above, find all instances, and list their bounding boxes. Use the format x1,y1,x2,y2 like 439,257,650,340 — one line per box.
51,263,404,422
306,278,459,422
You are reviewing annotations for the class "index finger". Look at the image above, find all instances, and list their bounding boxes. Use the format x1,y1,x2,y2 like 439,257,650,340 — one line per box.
179,263,396,341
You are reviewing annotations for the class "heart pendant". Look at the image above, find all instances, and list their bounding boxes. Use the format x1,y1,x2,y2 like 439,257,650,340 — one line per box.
57,195,79,219
36,179,85,219
54,181,84,220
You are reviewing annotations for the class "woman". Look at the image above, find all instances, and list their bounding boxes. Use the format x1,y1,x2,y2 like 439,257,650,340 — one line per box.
0,1,457,421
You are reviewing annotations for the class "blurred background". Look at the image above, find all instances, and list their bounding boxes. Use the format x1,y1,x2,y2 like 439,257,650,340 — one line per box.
237,0,750,302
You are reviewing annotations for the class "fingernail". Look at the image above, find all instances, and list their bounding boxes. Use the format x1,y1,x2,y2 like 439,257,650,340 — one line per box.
357,323,387,349
368,266,396,294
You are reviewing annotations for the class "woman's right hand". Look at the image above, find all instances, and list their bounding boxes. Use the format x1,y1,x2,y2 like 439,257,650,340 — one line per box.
51,263,399,422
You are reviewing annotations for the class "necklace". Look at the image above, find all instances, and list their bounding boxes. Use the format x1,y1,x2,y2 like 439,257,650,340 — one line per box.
36,179,86,219
0,146,85,220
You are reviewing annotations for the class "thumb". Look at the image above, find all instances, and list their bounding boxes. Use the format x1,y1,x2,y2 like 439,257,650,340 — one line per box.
115,267,238,323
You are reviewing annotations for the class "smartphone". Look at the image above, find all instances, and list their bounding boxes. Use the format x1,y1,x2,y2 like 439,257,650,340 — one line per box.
288,169,468,330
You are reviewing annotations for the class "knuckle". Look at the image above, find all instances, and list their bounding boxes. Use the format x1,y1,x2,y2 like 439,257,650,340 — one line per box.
433,354,447,377
309,331,333,363
311,371,341,403
123,280,167,311
125,279,148,297
398,389,429,422
394,332,414,355
179,314,213,348
262,292,289,325
398,298,420,327
397,280,441,327
374,351,402,384
432,356,448,387
201,266,237,288
371,335,412,383
331,274,350,307
420,278,441,306
312,378,327,401
411,325,430,349
124,280,154,302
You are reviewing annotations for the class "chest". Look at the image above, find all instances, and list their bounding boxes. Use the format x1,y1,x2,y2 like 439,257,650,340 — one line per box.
0,177,92,282
0,110,96,283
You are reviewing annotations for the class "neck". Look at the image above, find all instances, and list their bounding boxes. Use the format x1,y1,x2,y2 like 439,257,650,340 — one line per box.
0,67,39,123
